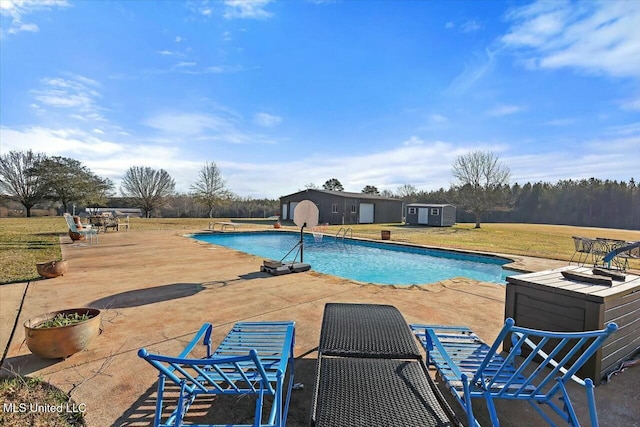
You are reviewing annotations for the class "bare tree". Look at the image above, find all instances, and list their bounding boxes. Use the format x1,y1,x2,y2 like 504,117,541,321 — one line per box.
190,162,229,218
396,184,418,201
0,150,48,217
120,166,175,218
452,150,511,228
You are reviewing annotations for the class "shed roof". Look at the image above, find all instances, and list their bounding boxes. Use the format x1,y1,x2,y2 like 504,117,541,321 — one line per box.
281,188,401,201
406,203,455,208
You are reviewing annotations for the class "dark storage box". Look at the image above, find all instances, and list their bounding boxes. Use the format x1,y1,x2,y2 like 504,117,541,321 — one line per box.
505,266,640,381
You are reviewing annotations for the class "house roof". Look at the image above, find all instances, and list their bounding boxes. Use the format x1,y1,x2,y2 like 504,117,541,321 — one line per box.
406,203,455,208
281,188,401,201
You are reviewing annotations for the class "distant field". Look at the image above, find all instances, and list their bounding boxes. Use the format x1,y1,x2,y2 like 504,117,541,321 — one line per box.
1,217,638,284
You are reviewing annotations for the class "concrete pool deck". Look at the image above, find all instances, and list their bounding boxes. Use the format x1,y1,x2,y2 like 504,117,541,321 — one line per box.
1,228,638,426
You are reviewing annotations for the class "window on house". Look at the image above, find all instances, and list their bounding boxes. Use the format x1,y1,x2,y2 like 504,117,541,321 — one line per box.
351,204,357,213
408,207,416,214
332,204,338,213
431,208,440,215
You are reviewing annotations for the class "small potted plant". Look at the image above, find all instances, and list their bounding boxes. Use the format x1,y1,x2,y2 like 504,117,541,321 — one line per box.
24,308,102,359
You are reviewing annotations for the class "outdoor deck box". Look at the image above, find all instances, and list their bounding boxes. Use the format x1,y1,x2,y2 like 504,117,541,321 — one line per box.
505,266,640,381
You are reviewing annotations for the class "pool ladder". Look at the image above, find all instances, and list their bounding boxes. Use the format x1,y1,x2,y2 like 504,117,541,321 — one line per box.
335,227,353,240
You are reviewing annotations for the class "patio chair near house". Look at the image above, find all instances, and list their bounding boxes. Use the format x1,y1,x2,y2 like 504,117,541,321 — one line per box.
138,321,295,427
63,213,98,244
410,318,618,427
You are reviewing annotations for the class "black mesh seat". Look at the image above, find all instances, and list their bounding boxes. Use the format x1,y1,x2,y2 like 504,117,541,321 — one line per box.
319,303,422,359
312,357,457,427
311,303,461,426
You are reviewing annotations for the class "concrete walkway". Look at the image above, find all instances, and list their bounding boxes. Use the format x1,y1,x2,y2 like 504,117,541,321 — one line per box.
1,229,638,426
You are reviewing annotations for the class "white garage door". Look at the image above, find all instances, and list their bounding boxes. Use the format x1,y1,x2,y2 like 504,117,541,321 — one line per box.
359,203,374,224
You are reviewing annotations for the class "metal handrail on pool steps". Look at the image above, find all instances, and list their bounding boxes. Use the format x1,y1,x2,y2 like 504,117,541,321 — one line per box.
335,227,353,240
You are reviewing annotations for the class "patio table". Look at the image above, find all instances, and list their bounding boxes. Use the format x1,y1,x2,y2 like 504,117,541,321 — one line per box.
311,303,460,427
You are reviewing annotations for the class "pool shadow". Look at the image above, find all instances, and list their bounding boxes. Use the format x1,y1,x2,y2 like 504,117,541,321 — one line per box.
88,283,205,309
89,273,272,309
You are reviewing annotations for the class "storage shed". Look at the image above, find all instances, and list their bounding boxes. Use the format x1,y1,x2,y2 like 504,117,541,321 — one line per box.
280,189,403,225
405,204,456,226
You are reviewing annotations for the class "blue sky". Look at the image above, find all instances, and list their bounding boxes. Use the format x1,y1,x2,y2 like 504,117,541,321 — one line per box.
1,0,638,199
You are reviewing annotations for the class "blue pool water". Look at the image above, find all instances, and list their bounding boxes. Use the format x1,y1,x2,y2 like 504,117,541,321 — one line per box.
191,231,513,285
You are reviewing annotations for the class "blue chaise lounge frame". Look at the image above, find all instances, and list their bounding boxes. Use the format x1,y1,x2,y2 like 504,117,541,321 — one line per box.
138,321,295,427
410,318,617,427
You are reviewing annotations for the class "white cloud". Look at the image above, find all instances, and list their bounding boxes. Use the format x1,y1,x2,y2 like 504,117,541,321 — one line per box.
461,20,481,33
142,111,280,145
430,114,448,123
253,112,282,127
445,21,455,29
619,96,640,112
502,1,640,78
29,75,106,123
0,0,69,36
223,0,273,20
175,61,197,68
175,36,185,43
447,48,496,95
486,105,526,117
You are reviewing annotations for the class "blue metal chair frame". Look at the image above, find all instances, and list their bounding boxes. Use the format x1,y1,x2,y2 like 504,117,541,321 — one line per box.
410,318,617,427
138,321,295,427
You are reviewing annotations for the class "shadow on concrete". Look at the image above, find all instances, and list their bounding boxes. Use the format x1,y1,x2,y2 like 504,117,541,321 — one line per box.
88,283,206,309
114,357,317,426
1,352,65,376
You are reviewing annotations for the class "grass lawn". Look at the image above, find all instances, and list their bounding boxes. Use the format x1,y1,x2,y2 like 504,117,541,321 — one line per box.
1,216,639,284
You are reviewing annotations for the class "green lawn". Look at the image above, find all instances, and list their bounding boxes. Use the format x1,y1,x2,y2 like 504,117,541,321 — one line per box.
1,217,638,284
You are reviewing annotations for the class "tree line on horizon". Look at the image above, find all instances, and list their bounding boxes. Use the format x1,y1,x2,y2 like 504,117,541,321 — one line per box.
1,149,637,230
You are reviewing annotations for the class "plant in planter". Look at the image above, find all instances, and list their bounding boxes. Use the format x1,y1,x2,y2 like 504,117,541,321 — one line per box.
24,308,102,359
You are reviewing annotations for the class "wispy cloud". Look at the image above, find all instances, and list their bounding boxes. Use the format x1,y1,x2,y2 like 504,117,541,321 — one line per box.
502,1,640,79
461,19,481,32
0,0,69,36
447,48,496,95
253,112,282,127
542,117,577,126
619,96,640,112
30,74,106,123
223,0,273,20
430,114,448,123
486,104,526,117
142,111,280,145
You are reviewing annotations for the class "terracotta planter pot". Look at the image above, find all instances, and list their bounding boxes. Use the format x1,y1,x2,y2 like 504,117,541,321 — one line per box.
24,308,102,359
68,229,85,241
36,260,68,278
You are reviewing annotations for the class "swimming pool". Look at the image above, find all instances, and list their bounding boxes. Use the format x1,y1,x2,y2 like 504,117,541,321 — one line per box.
191,231,513,285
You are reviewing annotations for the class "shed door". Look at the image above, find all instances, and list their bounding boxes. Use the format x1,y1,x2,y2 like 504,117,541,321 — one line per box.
282,204,288,220
359,203,374,223
289,202,299,219
418,208,429,224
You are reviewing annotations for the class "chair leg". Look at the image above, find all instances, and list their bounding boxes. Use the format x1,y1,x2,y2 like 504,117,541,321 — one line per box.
461,374,481,427
584,378,599,427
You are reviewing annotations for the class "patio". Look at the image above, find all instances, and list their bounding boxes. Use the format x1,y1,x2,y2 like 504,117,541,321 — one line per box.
1,229,638,426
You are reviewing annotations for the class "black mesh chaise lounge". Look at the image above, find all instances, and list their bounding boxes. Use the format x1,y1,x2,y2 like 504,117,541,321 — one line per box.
310,303,461,427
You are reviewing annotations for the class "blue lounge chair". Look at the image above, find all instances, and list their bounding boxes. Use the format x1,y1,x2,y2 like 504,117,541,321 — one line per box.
410,318,617,427
138,321,295,427
63,213,98,244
